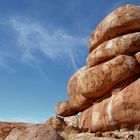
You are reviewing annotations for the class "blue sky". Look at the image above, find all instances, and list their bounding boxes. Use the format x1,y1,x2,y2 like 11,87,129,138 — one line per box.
0,0,140,123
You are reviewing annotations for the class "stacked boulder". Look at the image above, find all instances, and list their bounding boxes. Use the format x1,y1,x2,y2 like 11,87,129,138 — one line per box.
56,4,140,132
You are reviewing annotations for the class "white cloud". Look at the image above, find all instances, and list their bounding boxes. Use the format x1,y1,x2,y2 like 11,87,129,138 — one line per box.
3,16,88,72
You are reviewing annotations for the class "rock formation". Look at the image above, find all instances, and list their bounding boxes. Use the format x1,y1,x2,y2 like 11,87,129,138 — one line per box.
1,4,140,140
88,4,140,52
79,78,140,132
56,4,140,132
0,122,64,140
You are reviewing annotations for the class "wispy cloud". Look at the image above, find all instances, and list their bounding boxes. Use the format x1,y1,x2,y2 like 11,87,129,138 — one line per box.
0,16,88,73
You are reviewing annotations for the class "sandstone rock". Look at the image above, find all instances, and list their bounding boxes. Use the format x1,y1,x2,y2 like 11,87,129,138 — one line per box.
79,78,140,132
135,51,140,63
102,129,140,139
110,74,140,95
5,128,23,140
74,133,117,140
92,74,140,104
27,125,63,140
0,122,64,140
0,124,14,139
55,100,78,117
64,115,79,127
56,67,93,116
0,122,31,140
14,125,64,140
89,5,140,51
56,55,140,117
68,66,93,112
55,3,140,135
87,32,140,67
44,116,67,131
71,55,140,99
60,125,81,140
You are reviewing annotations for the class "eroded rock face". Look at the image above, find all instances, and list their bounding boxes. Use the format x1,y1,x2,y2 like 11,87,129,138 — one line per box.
56,55,140,115
64,115,79,127
17,125,64,140
44,116,67,131
55,4,140,133
2,123,64,140
89,4,140,51
135,51,140,63
87,32,140,67
79,78,140,132
55,101,78,117
0,4,140,139
75,55,140,99
75,133,117,140
56,67,94,116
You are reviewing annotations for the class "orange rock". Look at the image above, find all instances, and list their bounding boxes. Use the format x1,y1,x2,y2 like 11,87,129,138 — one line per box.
68,66,93,112
89,5,140,51
79,78,140,132
44,116,67,131
93,74,140,104
64,115,79,127
56,56,140,117
76,55,140,99
87,32,140,67
55,100,78,117
135,51,140,63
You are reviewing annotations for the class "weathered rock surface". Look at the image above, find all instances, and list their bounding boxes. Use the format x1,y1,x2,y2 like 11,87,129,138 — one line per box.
93,74,140,103
15,125,64,140
1,4,140,140
44,116,67,131
64,115,79,127
87,32,140,67
68,55,140,109
75,133,117,140
77,55,140,99
0,122,32,140
56,55,140,116
55,4,140,136
89,4,140,51
135,51,140,63
0,121,139,140
55,100,78,117
79,78,140,132
56,67,94,116
0,122,64,140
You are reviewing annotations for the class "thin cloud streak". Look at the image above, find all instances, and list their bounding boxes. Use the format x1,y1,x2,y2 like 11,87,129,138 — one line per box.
3,16,88,72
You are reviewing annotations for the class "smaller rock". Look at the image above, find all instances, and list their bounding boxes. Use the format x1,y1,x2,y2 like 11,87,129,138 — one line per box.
18,125,64,140
135,51,140,63
64,115,79,127
44,116,67,131
55,100,78,117
5,128,23,140
95,132,102,137
60,126,81,140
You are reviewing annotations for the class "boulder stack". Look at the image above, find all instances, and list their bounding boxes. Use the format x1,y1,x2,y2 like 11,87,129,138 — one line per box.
56,4,140,132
